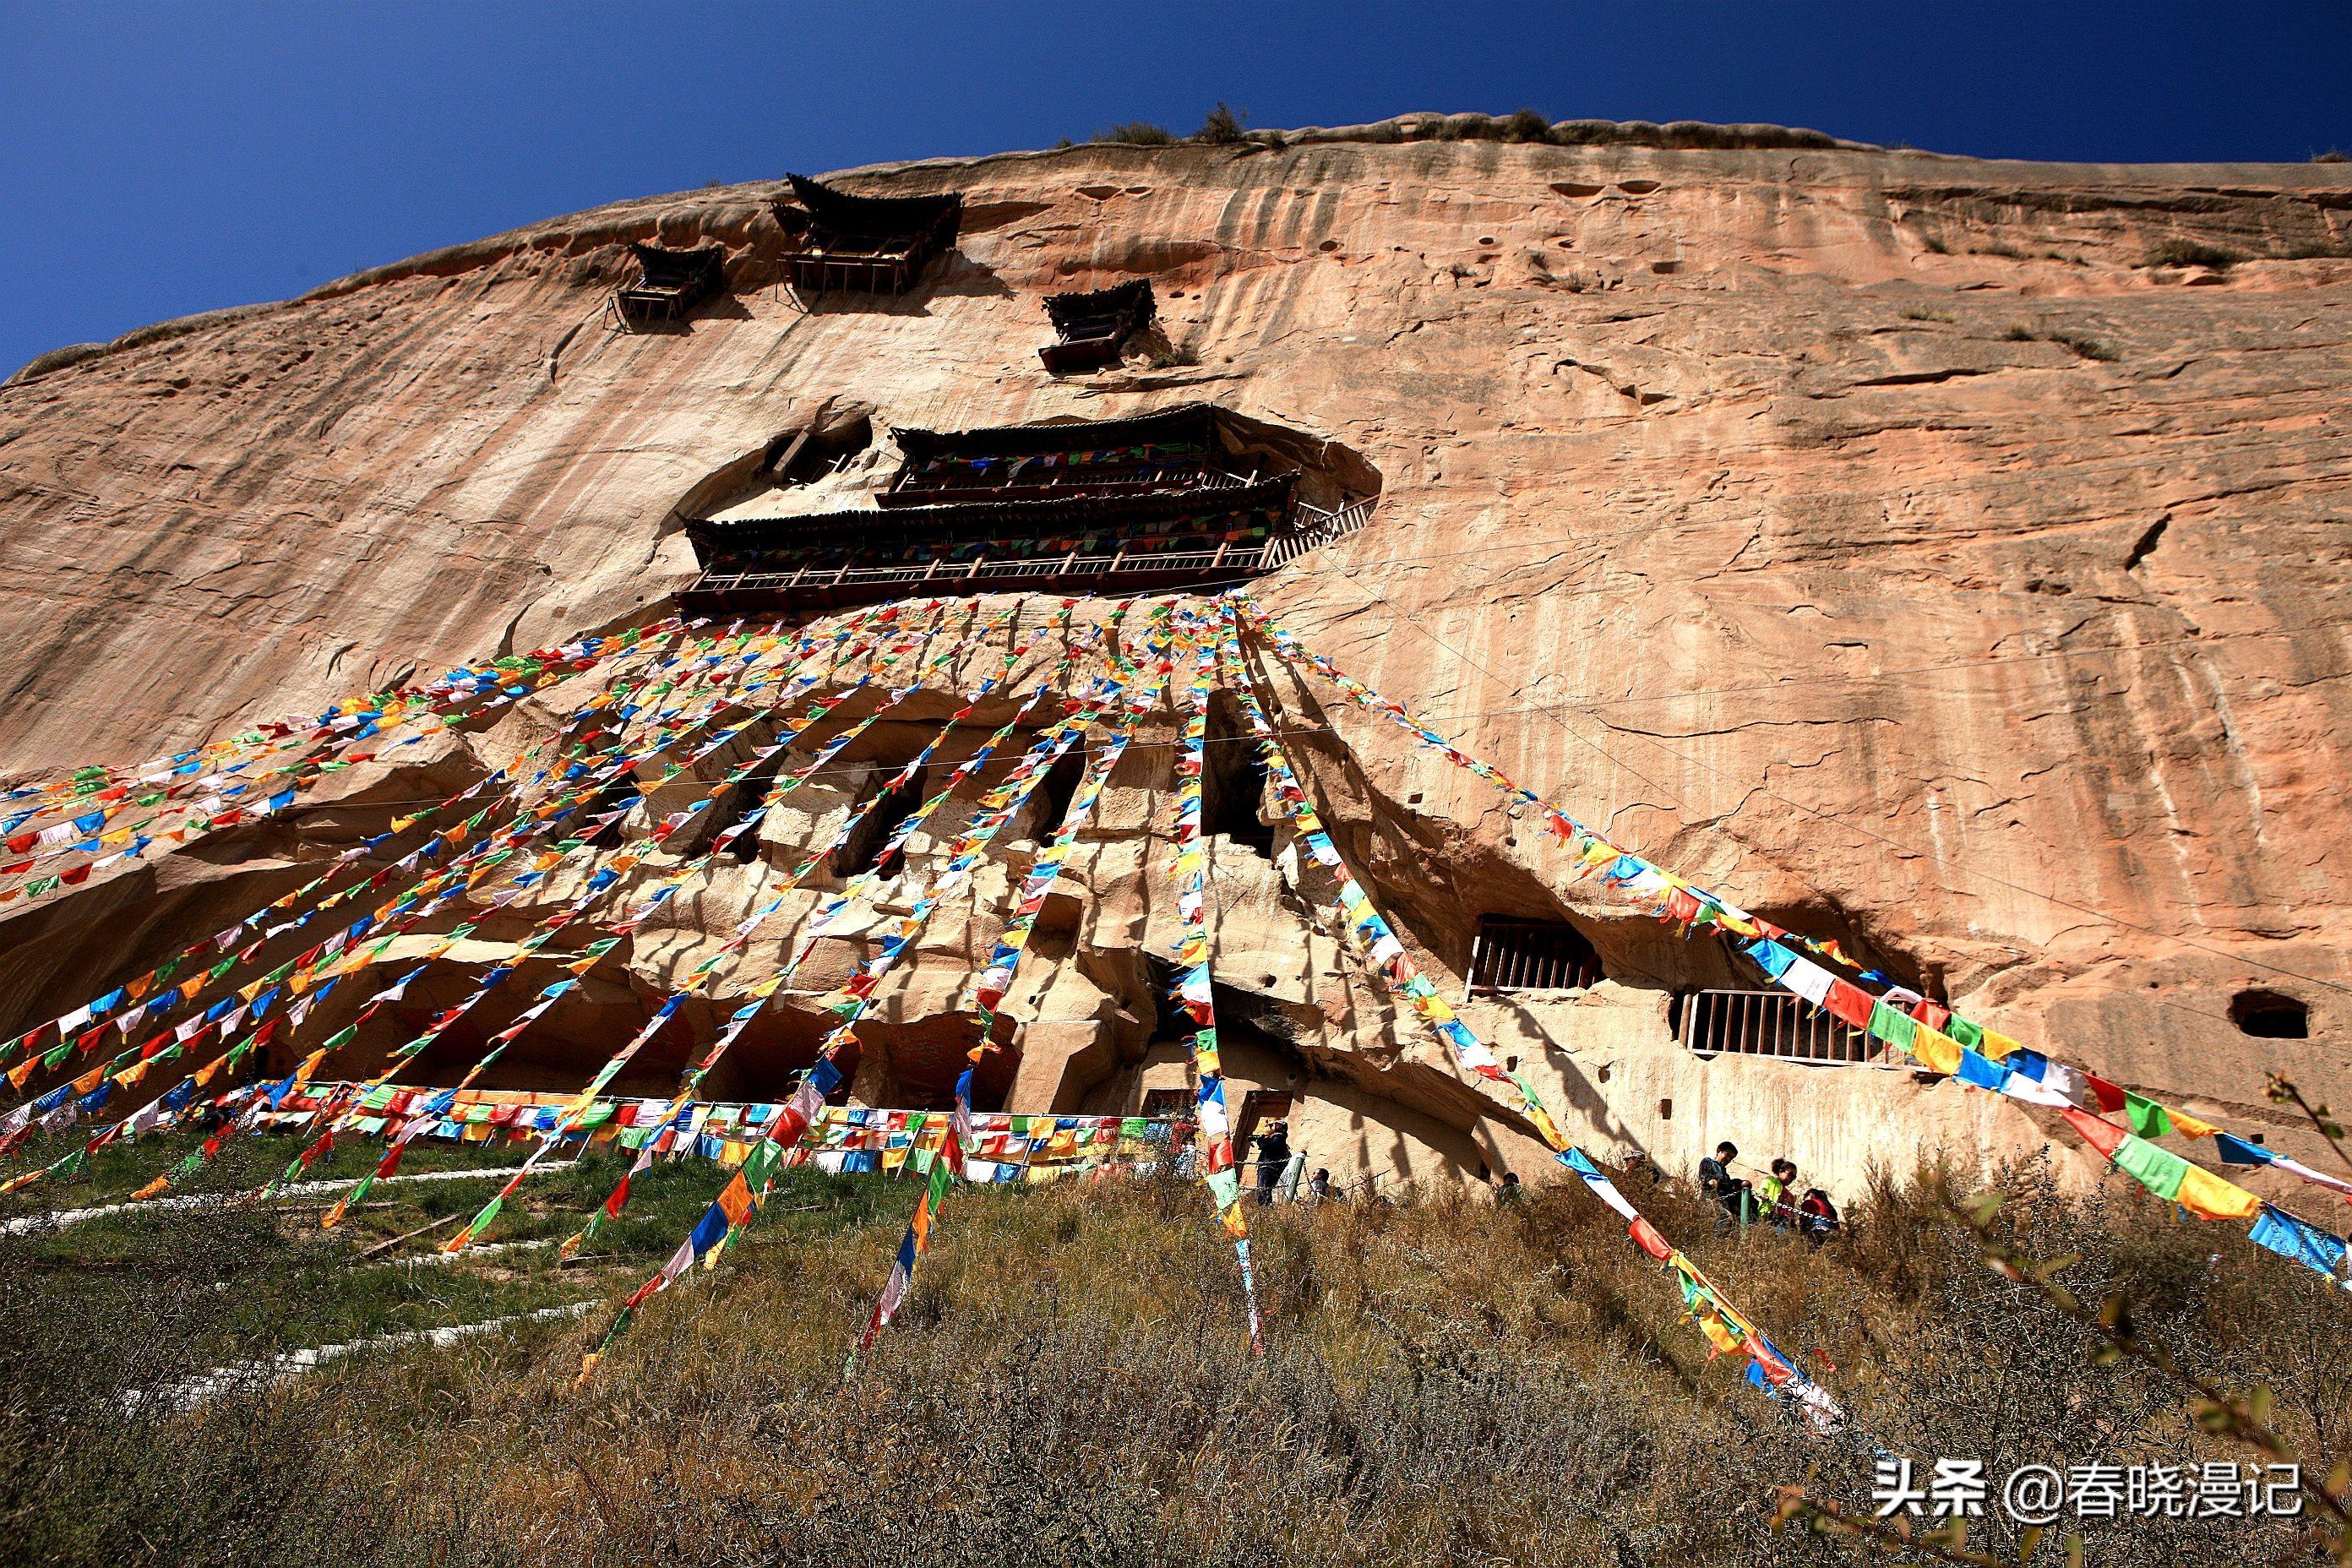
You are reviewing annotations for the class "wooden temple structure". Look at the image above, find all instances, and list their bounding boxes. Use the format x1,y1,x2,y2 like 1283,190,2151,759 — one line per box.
1038,280,1156,373
613,243,727,326
776,174,963,297
682,406,1372,612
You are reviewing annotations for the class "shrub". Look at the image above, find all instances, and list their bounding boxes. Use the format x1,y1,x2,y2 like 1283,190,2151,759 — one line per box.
2005,323,2117,360
1195,102,1247,144
1099,122,1176,147
1501,107,1553,143
2141,237,2247,270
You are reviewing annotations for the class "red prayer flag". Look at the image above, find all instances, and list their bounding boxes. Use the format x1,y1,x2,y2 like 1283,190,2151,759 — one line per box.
1823,979,1874,1029
2062,1106,2127,1157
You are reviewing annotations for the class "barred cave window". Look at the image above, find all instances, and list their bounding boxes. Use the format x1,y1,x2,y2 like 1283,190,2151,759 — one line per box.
1467,916,1603,994
1679,988,1877,1065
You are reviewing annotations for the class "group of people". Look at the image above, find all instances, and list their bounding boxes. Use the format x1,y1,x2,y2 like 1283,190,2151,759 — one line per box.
1244,1120,1840,1242
1698,1141,1840,1244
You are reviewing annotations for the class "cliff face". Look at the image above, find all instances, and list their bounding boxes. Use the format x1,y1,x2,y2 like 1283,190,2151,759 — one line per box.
2,133,2349,1197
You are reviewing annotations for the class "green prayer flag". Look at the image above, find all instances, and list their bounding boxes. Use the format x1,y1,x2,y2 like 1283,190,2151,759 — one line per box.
738,1138,784,1193
1867,1002,1918,1050
1946,1016,1984,1049
2125,1093,2174,1139
2112,1134,2190,1201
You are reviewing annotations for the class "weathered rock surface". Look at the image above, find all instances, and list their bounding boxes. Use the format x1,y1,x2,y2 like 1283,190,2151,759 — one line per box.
3,128,2349,1206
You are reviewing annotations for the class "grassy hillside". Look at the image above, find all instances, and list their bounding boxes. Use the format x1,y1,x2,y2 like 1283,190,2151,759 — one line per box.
0,1139,2344,1567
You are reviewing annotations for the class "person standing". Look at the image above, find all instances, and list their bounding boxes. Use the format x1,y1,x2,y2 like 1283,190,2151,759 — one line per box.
1700,1141,1752,1235
1760,1158,1797,1231
1253,1119,1291,1206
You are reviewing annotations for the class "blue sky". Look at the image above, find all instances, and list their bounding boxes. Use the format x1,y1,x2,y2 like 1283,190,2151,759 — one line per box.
2,1,2344,378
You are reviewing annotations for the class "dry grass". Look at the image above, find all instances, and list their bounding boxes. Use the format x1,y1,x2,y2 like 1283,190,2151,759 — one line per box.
0,1154,2344,1566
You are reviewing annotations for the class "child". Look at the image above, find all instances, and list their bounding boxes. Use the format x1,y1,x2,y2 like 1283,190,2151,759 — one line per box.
1798,1188,1840,1247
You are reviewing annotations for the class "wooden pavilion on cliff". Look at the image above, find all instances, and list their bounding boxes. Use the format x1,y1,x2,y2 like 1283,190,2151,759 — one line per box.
776,174,962,297
682,406,1374,612
1038,280,1157,373
612,243,727,326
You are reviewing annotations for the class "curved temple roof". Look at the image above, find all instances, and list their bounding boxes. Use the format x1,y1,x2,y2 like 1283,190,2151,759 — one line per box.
782,173,963,238
892,404,1217,464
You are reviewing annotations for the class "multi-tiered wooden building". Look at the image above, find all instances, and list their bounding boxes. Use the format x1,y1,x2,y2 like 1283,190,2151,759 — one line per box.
683,405,1372,613
776,174,963,297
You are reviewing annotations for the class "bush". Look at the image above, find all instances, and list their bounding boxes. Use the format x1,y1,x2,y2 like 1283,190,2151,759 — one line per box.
1195,102,1247,144
2005,322,2117,360
1099,122,1176,147
2141,237,2247,270
1501,107,1553,143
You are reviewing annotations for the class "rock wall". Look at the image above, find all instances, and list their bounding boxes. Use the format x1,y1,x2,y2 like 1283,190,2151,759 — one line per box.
2,128,2349,1205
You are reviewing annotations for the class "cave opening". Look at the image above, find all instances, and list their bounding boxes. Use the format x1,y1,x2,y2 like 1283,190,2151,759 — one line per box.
1027,748,1086,841
2231,989,2309,1040
1204,694,1275,853
580,776,641,849
833,768,928,879
691,743,789,862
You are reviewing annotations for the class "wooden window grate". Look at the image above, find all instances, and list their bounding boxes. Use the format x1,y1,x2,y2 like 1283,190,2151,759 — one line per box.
1467,917,1603,994
1678,988,1887,1066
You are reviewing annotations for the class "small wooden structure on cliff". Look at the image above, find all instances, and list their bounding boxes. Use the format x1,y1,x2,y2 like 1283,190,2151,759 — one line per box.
613,243,727,326
776,174,962,297
1039,280,1156,373
683,406,1373,612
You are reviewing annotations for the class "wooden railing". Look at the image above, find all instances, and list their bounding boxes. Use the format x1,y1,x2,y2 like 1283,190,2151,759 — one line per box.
1266,493,1377,567
1677,988,1902,1068
683,494,1378,602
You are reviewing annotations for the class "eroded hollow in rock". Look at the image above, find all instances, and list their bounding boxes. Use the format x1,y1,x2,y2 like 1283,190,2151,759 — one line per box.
2231,988,2309,1039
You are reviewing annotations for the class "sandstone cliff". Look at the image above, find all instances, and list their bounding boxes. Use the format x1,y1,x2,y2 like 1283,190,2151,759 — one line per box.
3,125,2348,1203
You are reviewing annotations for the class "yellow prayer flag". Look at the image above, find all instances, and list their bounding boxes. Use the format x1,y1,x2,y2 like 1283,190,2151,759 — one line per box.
1696,1311,1742,1355
2170,1108,2223,1139
2175,1163,2260,1221
1910,1023,1964,1075
1978,1029,2023,1062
